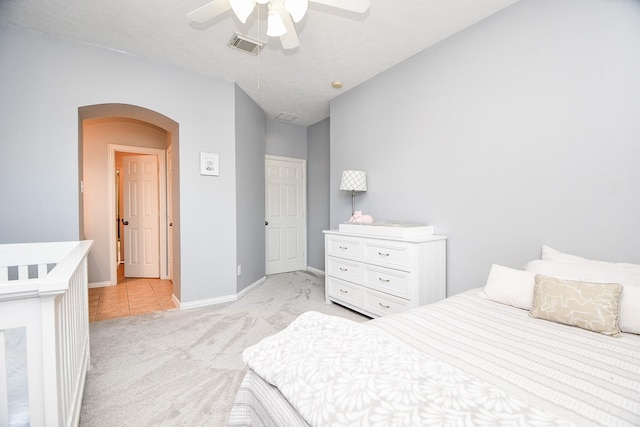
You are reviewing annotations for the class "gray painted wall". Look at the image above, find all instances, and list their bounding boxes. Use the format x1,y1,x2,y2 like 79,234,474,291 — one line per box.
0,23,240,303
307,118,330,271
330,0,640,296
265,119,307,159
235,86,266,292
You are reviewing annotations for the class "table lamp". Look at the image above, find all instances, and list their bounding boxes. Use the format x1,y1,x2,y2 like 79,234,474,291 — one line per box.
339,170,367,215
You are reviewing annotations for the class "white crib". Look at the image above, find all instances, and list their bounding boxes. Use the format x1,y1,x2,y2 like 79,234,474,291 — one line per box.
0,240,93,427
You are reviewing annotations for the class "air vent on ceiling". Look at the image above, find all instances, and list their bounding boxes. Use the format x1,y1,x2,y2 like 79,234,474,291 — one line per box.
276,112,298,123
228,33,265,55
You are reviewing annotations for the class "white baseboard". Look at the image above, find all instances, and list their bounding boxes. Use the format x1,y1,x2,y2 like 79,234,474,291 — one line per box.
178,294,237,310
306,266,325,277
88,280,112,288
176,276,267,310
171,294,181,309
237,276,267,299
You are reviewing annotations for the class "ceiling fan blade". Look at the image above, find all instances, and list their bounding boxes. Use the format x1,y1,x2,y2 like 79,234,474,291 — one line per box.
187,0,232,23
309,0,369,14
279,11,300,50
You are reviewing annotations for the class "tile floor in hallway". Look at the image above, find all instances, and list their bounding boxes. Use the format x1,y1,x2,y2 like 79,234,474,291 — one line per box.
88,264,176,322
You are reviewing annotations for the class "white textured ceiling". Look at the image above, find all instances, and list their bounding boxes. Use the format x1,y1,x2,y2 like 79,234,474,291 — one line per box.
0,0,519,126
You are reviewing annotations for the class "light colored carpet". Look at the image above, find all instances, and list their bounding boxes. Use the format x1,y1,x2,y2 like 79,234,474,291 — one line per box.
79,271,368,426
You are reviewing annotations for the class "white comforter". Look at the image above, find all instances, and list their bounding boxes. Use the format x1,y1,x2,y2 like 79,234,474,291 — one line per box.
243,290,640,427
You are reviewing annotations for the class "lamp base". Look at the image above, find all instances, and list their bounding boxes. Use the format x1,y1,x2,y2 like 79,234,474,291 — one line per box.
351,191,356,216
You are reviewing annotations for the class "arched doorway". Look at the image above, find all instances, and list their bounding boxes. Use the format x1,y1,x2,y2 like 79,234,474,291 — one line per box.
78,104,181,300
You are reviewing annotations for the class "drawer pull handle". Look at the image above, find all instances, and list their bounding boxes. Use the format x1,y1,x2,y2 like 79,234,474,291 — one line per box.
339,288,349,294
379,302,391,309
378,252,390,257
339,267,348,271
378,277,390,283
339,246,348,250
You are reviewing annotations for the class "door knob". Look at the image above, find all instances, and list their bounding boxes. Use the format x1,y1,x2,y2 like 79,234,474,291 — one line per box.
122,220,129,225
265,221,269,226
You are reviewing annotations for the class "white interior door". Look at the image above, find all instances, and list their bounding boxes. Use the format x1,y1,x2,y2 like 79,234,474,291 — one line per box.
123,155,160,278
265,156,306,275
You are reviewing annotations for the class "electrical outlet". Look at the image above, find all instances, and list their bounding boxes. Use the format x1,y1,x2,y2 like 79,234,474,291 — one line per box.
237,265,242,276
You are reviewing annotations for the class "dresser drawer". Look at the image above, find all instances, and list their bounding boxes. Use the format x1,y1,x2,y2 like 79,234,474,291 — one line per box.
363,289,409,317
363,241,411,270
324,229,446,318
363,265,411,299
326,237,362,260
327,257,362,283
327,277,363,307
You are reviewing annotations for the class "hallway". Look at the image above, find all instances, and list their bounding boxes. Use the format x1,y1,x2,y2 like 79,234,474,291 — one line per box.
88,264,176,322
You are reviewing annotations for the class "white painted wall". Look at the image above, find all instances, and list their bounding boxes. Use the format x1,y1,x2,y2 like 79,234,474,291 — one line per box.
330,0,640,296
0,23,238,303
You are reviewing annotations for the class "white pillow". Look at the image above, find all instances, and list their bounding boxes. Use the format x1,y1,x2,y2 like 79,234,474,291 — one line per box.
525,259,640,335
541,245,640,274
483,264,536,310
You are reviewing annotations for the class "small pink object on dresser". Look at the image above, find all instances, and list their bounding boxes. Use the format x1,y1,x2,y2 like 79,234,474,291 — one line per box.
348,210,374,224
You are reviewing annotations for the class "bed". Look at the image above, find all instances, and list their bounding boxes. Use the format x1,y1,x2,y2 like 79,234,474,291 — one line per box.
229,246,640,426
0,240,93,427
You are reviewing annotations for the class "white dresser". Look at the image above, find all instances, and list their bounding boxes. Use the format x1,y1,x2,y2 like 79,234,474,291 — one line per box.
324,228,446,318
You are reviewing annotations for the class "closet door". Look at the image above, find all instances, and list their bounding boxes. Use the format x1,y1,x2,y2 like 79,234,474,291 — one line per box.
265,156,306,275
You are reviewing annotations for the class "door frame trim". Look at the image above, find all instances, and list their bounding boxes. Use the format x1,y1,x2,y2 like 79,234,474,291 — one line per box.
265,155,307,274
108,144,168,285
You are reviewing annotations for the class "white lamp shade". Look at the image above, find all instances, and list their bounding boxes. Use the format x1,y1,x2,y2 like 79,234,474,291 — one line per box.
340,170,367,192
267,9,287,37
230,0,256,23
284,0,308,22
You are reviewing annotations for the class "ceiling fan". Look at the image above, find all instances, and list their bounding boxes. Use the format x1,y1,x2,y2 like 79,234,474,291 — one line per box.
187,0,370,50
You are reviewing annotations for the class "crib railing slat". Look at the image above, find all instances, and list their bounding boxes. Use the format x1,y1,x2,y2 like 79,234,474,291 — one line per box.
17,265,29,280
37,263,48,279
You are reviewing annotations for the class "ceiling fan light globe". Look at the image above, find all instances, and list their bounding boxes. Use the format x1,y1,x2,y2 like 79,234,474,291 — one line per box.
267,10,287,37
284,0,308,22
230,0,256,23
